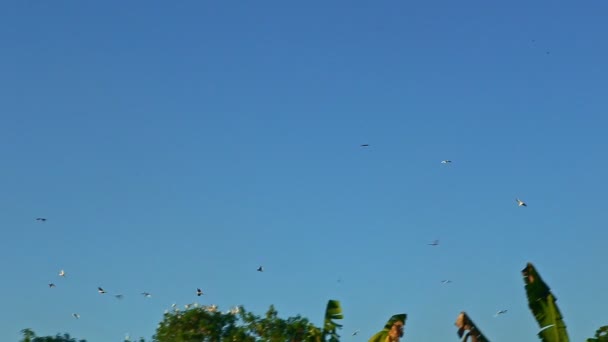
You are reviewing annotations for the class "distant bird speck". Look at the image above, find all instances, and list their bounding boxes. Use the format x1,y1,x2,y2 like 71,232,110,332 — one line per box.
441,160,452,164
516,198,527,207
428,239,439,246
48,283,56,288
352,330,360,336
360,144,369,147
495,309,508,317
115,294,124,300
142,292,151,298
257,266,264,272
197,288,204,296
98,287,106,294
36,218,47,222
441,280,452,284
72,313,80,319
58,269,65,277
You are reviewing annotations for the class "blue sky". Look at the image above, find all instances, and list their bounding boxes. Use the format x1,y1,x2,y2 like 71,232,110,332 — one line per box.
1,1,607,341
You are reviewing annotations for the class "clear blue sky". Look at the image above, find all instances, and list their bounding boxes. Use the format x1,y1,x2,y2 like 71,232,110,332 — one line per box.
1,1,607,341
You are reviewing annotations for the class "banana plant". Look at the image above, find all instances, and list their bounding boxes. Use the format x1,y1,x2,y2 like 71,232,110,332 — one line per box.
522,263,569,342
454,312,490,342
322,300,344,342
368,314,407,342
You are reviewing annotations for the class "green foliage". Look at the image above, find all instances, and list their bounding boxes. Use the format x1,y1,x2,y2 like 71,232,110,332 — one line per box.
322,300,343,342
522,263,569,342
368,313,407,342
587,326,608,342
19,329,86,342
454,312,490,342
153,303,332,342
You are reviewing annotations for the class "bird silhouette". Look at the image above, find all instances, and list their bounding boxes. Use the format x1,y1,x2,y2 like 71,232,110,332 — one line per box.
441,160,452,164
428,239,439,246
257,266,264,272
98,287,106,294
35,218,47,222
494,309,508,317
516,198,527,207
197,288,204,296
48,283,56,288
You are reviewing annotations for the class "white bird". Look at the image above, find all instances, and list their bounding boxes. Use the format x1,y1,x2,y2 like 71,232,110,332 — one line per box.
72,313,80,319
516,198,527,207
441,160,452,164
495,309,508,317
98,287,106,294
59,269,65,277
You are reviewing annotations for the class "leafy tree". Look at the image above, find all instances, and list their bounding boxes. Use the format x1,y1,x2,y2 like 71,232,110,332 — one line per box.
587,326,608,342
522,263,569,342
368,313,407,342
454,312,490,342
19,329,86,342
153,300,342,342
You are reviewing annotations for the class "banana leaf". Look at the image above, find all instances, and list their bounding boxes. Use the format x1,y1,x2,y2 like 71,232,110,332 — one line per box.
369,314,407,342
454,312,490,342
323,300,343,342
522,263,569,342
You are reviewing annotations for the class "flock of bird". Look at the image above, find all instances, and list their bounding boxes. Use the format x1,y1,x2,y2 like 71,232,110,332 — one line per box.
35,146,517,339
39,260,266,323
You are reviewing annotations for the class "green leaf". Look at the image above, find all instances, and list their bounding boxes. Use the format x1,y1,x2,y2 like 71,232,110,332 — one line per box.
454,312,491,342
323,300,343,342
586,325,608,342
522,263,569,342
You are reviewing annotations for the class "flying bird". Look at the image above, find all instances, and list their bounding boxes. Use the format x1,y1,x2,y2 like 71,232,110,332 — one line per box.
516,198,527,207
441,280,452,284
428,239,439,246
352,330,360,336
494,309,508,317
36,218,47,222
98,287,106,294
58,269,65,277
72,313,80,319
197,288,204,296
115,294,124,300
257,266,264,272
141,292,152,298
48,283,56,288
441,160,452,164
360,144,369,147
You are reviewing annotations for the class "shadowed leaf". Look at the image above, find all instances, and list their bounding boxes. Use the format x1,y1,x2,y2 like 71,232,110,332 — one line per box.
454,312,490,342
